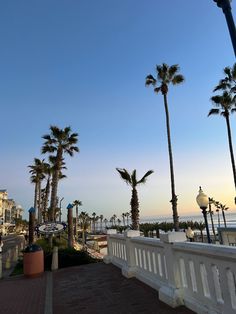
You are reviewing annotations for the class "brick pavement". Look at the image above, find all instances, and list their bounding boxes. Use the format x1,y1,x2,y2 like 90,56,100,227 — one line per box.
0,274,46,314
0,262,196,314
53,263,195,314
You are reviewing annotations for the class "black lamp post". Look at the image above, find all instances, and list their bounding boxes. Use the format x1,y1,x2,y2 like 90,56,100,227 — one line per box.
196,187,211,244
213,0,236,57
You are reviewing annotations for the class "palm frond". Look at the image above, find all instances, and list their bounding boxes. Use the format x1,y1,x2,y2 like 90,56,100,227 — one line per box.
154,87,161,94
137,170,154,184
145,74,156,86
172,74,184,85
208,108,220,116
116,168,132,185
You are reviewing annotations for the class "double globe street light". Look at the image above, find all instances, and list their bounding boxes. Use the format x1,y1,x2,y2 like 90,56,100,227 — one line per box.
196,187,211,244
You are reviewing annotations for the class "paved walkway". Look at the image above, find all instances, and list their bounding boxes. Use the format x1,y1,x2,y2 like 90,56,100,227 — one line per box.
0,263,195,314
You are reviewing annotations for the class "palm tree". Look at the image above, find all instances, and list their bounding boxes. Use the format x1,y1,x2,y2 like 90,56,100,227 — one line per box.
116,168,154,230
92,212,96,233
73,200,82,239
214,201,221,228
218,203,229,228
209,91,236,193
41,126,79,221
125,212,130,226
208,197,217,241
99,215,104,232
104,218,108,228
213,63,236,96
79,211,90,246
28,158,46,224
194,221,206,243
122,213,126,226
146,63,184,231
112,214,117,226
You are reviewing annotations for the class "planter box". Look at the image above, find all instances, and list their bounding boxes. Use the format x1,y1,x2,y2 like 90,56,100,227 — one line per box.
23,250,44,278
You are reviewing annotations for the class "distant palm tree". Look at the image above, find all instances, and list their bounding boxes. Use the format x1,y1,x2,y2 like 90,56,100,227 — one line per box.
214,201,221,228
125,212,130,226
208,197,217,241
122,213,126,226
73,200,82,239
218,203,228,228
116,168,154,230
209,91,236,193
91,212,96,233
104,218,108,228
146,63,184,231
117,219,121,226
194,221,206,243
42,126,79,221
99,215,104,232
79,211,90,246
112,214,117,226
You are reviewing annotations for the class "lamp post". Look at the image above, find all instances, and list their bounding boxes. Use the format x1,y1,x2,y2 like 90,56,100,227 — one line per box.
196,187,211,243
213,0,236,57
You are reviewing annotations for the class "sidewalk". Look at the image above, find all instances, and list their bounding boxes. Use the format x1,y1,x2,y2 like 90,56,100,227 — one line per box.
0,263,195,314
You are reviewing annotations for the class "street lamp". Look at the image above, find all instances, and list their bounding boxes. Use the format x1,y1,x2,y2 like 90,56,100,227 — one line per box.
196,187,211,243
213,0,236,57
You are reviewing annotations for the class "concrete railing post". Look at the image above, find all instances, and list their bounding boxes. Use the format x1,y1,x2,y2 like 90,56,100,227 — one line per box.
51,246,58,271
103,229,117,264
122,230,140,278
158,231,186,308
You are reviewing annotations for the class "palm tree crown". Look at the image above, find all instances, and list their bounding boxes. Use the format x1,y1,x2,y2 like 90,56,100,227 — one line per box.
41,125,79,221
209,91,236,194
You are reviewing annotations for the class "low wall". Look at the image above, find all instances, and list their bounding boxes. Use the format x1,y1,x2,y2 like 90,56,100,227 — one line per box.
104,230,236,314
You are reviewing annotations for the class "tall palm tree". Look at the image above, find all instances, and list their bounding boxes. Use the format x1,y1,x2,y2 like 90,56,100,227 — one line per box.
73,200,82,239
112,214,117,226
42,126,79,221
28,158,46,223
116,168,154,230
214,201,221,228
146,63,184,231
209,91,236,192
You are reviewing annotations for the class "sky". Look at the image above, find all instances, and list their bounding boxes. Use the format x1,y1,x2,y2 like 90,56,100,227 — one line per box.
0,0,236,222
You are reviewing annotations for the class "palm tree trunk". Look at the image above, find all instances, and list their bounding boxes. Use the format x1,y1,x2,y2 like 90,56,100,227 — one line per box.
34,182,38,211
50,150,62,221
225,114,236,190
38,181,42,223
43,176,50,222
163,93,179,231
75,205,78,239
130,188,139,230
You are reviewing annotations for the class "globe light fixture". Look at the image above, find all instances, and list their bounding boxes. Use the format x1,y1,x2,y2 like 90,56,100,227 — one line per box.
196,187,211,243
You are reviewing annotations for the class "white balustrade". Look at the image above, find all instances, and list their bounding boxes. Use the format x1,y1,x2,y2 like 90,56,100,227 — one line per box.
104,231,236,314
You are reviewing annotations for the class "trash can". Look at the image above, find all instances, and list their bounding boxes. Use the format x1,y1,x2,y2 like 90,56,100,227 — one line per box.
23,244,44,278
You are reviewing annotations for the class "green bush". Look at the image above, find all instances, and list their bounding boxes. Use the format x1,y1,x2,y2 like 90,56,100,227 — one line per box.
58,248,100,268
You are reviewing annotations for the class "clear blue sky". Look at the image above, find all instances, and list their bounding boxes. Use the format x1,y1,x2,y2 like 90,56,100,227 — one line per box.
0,0,236,221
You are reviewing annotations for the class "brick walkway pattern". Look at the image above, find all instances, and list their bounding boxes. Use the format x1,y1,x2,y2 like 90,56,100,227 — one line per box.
0,262,196,314
53,263,195,314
